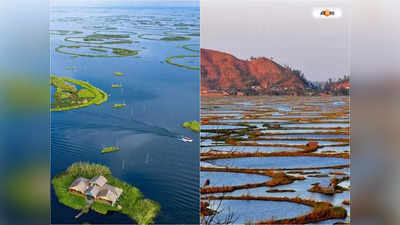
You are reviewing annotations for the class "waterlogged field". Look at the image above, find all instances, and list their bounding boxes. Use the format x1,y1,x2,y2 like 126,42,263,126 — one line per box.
51,5,199,224
200,96,350,224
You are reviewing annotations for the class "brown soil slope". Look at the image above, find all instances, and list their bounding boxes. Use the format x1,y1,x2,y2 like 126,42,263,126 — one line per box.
201,49,310,95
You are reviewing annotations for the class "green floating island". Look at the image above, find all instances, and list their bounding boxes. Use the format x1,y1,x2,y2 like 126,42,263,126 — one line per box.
182,120,200,133
113,104,126,109
50,30,83,35
55,45,138,58
65,33,133,45
112,84,122,88
138,33,190,42
165,55,200,70
51,76,108,112
101,147,120,154
182,44,200,53
83,25,118,31
52,162,160,225
113,72,124,76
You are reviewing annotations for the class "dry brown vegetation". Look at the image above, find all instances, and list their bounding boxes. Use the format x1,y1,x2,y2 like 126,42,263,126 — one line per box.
200,151,350,161
201,195,347,225
200,171,303,194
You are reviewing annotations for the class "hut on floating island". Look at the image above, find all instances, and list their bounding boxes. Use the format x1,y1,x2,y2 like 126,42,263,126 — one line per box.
69,175,123,206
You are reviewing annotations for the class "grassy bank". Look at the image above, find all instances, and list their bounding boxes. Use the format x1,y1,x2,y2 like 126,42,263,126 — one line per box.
52,162,160,225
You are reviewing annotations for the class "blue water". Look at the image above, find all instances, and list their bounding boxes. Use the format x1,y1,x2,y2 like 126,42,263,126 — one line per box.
51,5,199,224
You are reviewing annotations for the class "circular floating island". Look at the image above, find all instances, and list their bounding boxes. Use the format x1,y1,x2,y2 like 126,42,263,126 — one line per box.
182,43,200,53
83,25,118,31
51,75,108,112
50,30,83,35
165,55,200,70
138,33,190,41
65,33,134,45
55,45,138,57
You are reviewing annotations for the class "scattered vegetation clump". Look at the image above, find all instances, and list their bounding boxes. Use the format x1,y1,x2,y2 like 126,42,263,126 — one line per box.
101,147,120,154
51,75,108,112
113,72,124,76
50,30,83,35
138,33,190,41
112,48,138,56
182,121,201,133
160,36,190,41
52,162,160,225
165,55,200,70
113,104,127,108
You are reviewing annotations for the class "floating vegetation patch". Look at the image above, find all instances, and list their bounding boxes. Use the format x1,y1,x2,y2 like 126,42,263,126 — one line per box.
182,43,200,53
50,30,83,35
55,45,138,57
101,146,120,154
83,25,118,31
165,55,200,70
65,33,133,45
113,103,126,109
113,72,124,76
112,84,122,88
138,33,190,41
51,75,108,112
182,120,201,133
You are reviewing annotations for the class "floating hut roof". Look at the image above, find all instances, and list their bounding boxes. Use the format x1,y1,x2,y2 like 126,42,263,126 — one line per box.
86,185,100,197
69,177,89,193
89,175,107,187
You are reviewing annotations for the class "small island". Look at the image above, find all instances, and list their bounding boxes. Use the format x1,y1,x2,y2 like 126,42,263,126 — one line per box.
113,103,126,109
52,162,160,225
51,76,108,112
113,72,124,76
101,147,120,154
112,84,122,88
182,120,200,133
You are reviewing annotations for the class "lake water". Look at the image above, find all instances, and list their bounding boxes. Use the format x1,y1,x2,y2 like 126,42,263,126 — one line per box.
51,5,199,224
201,96,350,224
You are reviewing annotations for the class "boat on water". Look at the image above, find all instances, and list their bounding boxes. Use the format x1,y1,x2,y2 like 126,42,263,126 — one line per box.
181,137,193,143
